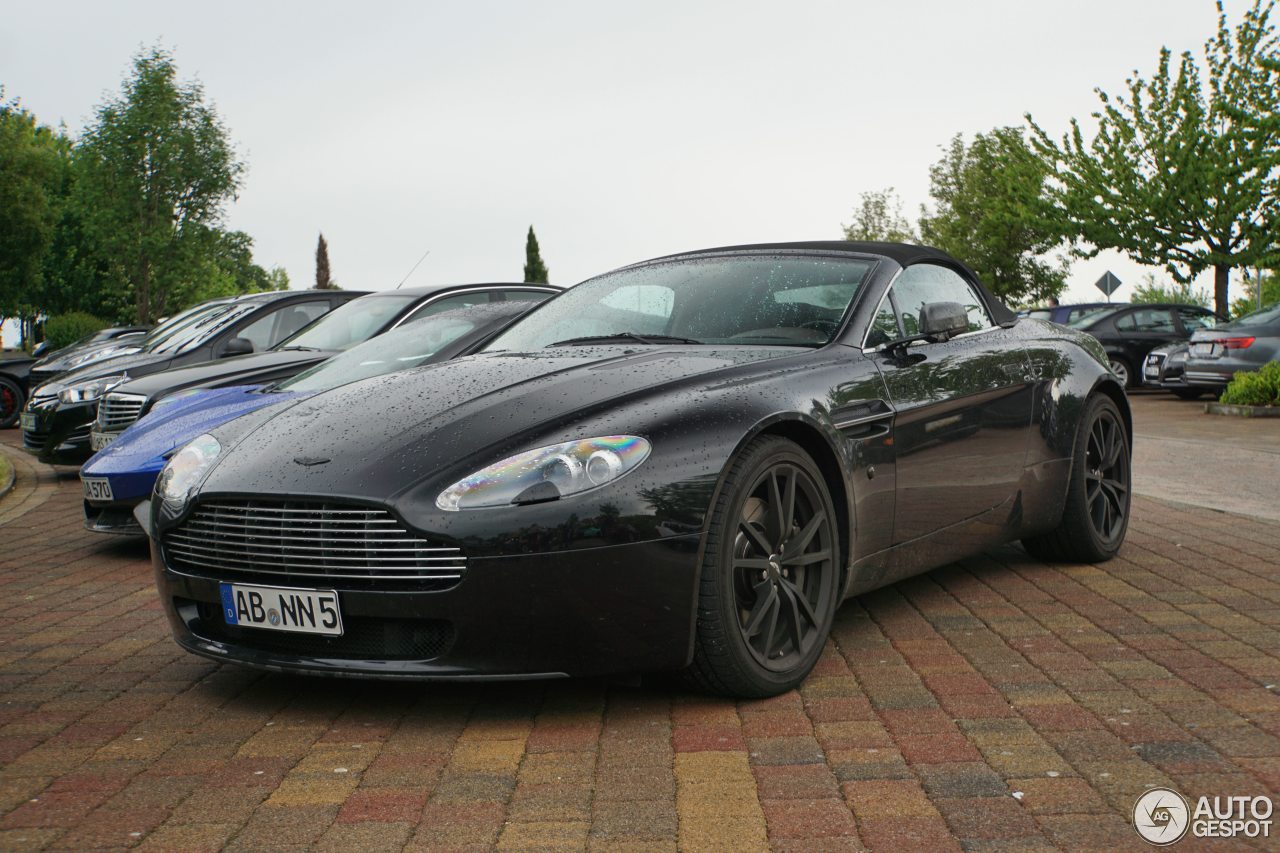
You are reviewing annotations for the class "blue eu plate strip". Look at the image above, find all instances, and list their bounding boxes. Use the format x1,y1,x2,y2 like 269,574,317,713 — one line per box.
220,584,238,624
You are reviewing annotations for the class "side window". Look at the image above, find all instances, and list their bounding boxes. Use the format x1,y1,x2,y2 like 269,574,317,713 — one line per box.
1115,309,1175,334
401,292,493,324
234,302,329,352
498,289,553,304
889,264,993,334
867,295,901,347
1177,307,1216,332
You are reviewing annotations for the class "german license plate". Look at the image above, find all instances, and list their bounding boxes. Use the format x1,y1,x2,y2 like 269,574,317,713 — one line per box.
219,583,343,636
81,477,114,501
90,430,118,451
1144,364,1159,377
19,412,35,431
1193,342,1214,356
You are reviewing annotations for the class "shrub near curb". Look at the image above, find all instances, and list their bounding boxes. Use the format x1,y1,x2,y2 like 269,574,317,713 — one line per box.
1208,361,1280,416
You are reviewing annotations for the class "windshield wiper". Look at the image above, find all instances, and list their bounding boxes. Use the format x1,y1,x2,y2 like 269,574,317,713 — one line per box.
547,332,703,347
274,345,321,352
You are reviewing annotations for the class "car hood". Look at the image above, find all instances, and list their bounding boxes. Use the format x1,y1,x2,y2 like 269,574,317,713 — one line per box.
83,385,308,475
202,346,800,499
33,340,143,374
50,350,179,387
114,349,335,400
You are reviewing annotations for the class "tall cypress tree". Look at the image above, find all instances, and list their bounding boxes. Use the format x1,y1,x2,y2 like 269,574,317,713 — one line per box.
315,232,334,289
523,226,549,284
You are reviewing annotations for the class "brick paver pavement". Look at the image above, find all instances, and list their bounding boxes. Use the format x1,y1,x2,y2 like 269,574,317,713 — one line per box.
1,403,1278,851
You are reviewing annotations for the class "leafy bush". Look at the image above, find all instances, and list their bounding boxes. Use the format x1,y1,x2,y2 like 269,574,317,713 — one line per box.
42,312,106,350
1220,360,1280,407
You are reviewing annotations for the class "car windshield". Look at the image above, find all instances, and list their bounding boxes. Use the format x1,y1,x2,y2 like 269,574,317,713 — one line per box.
1222,302,1280,329
146,303,260,354
277,293,419,351
139,301,227,347
274,311,481,393
484,255,875,352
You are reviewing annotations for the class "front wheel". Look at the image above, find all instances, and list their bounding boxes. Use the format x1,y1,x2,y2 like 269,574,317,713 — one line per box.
685,436,841,697
0,376,24,429
1023,394,1131,563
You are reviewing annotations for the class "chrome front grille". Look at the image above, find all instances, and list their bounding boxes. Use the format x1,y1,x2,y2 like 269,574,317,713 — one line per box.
162,499,467,588
97,392,148,431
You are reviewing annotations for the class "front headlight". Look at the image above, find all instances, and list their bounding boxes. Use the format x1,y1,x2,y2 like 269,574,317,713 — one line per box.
155,433,221,507
59,375,128,404
436,435,651,511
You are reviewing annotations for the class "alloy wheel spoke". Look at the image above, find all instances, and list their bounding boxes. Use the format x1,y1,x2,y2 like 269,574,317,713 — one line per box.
791,510,827,554
780,576,819,628
735,557,773,574
785,549,831,567
761,597,780,657
779,583,805,653
743,583,778,638
739,520,773,557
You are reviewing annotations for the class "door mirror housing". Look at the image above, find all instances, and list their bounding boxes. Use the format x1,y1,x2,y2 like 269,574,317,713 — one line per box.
221,337,254,358
919,302,969,342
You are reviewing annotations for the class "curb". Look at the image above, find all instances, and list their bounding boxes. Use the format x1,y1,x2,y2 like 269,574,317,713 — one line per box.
1204,402,1280,418
0,447,14,501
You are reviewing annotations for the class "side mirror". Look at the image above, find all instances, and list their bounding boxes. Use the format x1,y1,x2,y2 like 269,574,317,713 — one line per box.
221,337,254,358
919,302,969,342
31,342,50,358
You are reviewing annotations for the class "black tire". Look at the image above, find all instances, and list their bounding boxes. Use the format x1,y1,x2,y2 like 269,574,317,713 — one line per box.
684,436,841,697
1172,389,1205,400
1108,356,1134,389
1023,394,1131,563
0,375,24,429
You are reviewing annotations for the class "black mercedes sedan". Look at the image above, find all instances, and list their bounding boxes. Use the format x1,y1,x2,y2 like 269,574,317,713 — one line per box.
21,289,363,465
1067,303,1221,388
147,242,1131,697
91,283,557,449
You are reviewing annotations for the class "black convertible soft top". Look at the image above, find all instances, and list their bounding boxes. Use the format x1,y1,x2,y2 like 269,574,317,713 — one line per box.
636,240,1019,328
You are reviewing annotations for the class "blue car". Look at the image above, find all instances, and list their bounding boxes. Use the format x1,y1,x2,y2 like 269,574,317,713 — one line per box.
79,302,534,534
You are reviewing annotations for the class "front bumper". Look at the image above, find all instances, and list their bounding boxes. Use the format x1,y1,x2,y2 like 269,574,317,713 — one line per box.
153,533,702,680
22,398,97,465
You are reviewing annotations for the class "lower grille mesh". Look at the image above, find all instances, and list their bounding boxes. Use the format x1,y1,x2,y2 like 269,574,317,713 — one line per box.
163,499,466,590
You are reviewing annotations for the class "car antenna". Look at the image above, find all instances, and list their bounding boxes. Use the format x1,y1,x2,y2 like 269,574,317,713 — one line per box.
395,248,432,289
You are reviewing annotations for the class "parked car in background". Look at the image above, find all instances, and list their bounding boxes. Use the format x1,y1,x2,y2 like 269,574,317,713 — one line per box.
1182,302,1280,395
1020,302,1125,325
89,283,557,450
143,241,1131,697
1,325,155,428
82,301,539,534
21,289,365,465
1068,303,1221,387
1142,342,1205,398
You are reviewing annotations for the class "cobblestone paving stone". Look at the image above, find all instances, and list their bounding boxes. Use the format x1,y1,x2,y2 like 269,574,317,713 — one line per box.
1,406,1278,851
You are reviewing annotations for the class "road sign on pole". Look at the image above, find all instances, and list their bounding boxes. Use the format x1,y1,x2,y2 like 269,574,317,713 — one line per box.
1095,271,1122,302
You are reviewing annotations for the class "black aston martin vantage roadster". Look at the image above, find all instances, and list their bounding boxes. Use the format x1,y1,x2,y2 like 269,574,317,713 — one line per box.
147,242,1131,697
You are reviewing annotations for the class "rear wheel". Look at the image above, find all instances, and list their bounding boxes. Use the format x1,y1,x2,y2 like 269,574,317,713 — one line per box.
1108,357,1133,388
685,436,841,697
0,376,24,429
1023,394,1131,563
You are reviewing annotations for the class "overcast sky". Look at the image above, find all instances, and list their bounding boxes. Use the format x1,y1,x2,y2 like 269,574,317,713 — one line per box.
0,0,1245,305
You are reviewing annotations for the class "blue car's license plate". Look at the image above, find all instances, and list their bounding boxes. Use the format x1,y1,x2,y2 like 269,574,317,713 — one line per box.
219,583,343,636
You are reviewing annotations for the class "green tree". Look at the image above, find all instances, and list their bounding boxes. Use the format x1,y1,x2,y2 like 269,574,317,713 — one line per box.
315,232,335,289
1233,267,1280,316
524,226,549,283
0,93,71,340
1130,272,1211,307
75,46,244,323
1029,0,1280,319
842,188,917,243
919,127,1070,305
